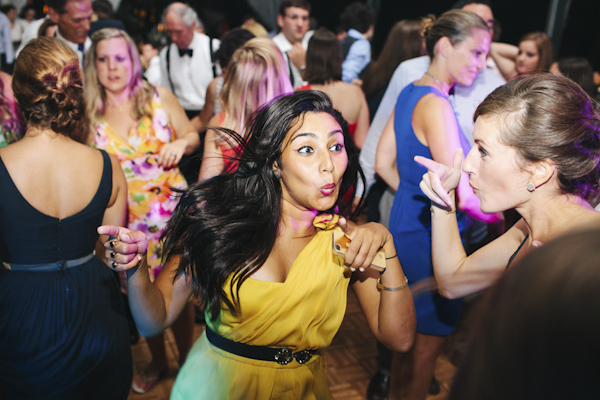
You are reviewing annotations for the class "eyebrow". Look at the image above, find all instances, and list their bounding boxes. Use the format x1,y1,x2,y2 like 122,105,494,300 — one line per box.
290,130,343,143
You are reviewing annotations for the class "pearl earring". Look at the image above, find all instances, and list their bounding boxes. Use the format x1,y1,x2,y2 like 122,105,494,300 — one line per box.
527,183,535,192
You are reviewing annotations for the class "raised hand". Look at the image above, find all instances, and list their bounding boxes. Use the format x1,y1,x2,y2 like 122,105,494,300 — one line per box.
97,225,149,272
414,148,463,210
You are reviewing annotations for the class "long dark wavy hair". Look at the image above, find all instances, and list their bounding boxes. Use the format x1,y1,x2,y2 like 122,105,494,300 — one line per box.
162,90,365,320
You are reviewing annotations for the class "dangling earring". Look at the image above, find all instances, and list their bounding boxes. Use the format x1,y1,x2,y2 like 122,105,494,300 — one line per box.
527,183,535,192
274,169,281,179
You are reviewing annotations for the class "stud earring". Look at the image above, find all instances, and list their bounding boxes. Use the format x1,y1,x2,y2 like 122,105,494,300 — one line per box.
527,183,535,192
274,170,281,179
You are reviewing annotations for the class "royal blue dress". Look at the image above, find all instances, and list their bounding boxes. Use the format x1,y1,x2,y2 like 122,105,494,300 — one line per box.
390,83,469,335
0,150,132,399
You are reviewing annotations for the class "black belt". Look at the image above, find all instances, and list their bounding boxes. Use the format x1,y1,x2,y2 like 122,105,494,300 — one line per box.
3,253,95,272
205,326,317,365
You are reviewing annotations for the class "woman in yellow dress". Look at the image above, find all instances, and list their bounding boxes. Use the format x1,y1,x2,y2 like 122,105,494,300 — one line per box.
99,90,416,399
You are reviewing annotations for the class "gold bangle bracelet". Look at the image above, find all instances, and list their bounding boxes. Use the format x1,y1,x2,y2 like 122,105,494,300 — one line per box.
377,276,409,292
430,206,456,215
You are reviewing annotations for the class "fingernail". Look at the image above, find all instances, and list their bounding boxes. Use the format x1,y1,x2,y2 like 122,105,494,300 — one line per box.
137,255,142,261
359,267,365,272
109,241,116,248
350,267,356,272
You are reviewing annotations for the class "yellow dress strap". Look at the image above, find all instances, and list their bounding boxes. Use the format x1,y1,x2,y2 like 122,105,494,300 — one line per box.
312,214,339,230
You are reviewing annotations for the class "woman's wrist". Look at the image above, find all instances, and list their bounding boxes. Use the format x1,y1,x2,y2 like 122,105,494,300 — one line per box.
125,255,145,280
377,275,409,292
382,240,397,259
430,189,456,214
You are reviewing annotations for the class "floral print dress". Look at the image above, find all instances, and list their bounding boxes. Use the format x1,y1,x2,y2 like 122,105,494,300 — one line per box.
93,89,187,280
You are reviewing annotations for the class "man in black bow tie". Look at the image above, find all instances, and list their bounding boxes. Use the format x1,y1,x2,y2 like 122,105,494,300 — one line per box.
159,2,220,183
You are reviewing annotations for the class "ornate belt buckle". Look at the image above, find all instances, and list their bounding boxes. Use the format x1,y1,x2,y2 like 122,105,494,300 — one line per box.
294,350,313,364
274,348,294,365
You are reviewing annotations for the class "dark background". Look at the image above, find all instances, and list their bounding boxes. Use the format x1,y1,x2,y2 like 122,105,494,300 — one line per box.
28,0,600,70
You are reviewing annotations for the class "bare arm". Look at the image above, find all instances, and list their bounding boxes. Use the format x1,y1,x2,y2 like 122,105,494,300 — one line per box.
287,42,306,70
489,42,519,80
97,226,195,337
351,88,370,150
195,78,219,130
155,86,200,168
416,95,500,223
198,114,225,182
416,152,526,298
374,111,399,190
340,218,415,352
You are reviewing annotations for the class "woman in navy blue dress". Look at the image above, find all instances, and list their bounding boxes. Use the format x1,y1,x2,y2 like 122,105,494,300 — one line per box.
375,10,502,399
0,37,131,399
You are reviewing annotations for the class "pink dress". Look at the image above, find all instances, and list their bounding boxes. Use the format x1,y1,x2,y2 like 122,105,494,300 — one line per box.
92,89,187,279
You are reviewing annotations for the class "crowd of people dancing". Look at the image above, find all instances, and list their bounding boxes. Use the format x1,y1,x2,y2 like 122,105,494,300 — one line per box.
1,0,600,399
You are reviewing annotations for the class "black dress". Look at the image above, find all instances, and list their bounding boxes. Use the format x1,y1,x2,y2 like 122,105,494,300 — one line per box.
0,150,132,400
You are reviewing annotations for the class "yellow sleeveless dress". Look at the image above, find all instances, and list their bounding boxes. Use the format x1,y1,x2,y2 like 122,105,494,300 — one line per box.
171,216,351,399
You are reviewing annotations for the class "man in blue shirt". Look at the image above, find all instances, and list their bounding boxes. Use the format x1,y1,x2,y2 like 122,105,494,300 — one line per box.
339,2,374,83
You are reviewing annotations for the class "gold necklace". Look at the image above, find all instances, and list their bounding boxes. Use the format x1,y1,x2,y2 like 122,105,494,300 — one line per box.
107,100,127,113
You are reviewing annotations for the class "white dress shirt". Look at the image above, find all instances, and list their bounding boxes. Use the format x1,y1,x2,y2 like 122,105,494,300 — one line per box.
272,30,313,89
15,17,45,57
144,55,161,86
55,29,91,66
159,31,220,112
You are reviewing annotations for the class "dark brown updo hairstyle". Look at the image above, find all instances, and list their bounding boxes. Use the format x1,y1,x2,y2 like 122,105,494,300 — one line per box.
421,10,489,59
474,74,600,203
12,37,86,142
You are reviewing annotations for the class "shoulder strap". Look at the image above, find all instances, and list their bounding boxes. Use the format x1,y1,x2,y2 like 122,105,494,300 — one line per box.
506,234,529,270
97,149,113,199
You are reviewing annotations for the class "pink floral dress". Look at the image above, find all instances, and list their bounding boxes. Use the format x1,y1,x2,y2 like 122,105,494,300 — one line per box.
92,89,187,280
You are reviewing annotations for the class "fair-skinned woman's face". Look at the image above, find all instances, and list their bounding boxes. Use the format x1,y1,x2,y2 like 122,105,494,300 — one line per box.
278,111,348,213
95,37,133,97
463,116,532,213
446,28,491,87
516,40,540,75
